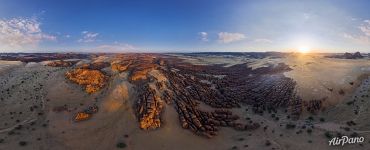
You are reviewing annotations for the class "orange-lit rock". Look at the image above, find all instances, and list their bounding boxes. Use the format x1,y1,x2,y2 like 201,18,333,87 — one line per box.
65,69,108,94
78,62,110,70
137,86,163,130
73,105,99,122
131,70,150,81
130,64,157,81
74,112,91,122
47,60,76,67
111,62,130,72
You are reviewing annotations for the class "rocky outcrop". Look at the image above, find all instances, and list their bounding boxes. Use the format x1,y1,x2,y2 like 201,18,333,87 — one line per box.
304,97,326,114
74,105,99,122
136,85,163,130
111,62,131,72
69,54,300,138
47,60,77,67
118,54,300,137
326,52,364,59
130,63,157,81
74,112,91,122
353,52,363,58
65,69,108,94
78,62,111,70
176,101,250,138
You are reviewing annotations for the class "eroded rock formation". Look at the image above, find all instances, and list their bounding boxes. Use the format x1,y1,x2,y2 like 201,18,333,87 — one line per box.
78,62,111,70
47,60,77,67
63,54,308,138
65,69,108,94
124,54,298,137
74,105,99,122
111,62,131,72
136,85,164,129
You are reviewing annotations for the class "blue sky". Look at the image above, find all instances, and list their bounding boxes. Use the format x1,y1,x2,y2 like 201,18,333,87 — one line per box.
0,0,369,52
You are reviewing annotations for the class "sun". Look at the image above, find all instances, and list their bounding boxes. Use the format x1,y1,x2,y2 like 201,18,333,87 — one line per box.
298,46,310,53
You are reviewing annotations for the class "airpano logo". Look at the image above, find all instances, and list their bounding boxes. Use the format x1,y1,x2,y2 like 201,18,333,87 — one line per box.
328,136,364,146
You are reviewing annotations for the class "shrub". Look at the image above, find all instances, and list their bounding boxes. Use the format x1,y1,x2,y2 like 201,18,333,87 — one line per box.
307,129,312,134
265,140,271,146
324,132,332,139
116,142,127,148
286,123,296,129
350,132,358,137
19,141,27,146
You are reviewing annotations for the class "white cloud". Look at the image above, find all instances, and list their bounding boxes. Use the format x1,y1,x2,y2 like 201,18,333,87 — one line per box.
343,33,370,44
254,38,273,43
218,32,245,43
0,17,56,50
78,31,99,43
198,32,208,42
303,13,311,20
343,33,354,39
343,20,370,44
359,20,370,37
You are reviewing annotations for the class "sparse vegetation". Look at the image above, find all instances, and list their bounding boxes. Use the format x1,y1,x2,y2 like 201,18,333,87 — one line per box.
116,142,127,148
307,129,312,134
350,132,359,137
324,132,333,139
338,89,345,95
265,140,271,146
19,141,27,146
336,132,343,138
286,123,296,129
346,121,357,126
343,127,350,131
346,101,354,105
319,118,325,122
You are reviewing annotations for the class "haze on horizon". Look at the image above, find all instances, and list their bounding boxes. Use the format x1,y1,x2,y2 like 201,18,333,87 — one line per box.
0,0,369,53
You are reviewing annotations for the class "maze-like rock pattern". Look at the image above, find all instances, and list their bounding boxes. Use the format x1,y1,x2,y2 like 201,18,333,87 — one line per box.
61,54,307,137
136,85,164,130
304,97,326,114
123,54,304,137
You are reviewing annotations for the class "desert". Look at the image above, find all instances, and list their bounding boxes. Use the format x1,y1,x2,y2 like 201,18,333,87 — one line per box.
1,0,370,149
0,52,369,150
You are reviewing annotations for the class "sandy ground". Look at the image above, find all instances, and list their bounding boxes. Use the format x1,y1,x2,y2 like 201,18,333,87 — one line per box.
1,56,370,150
283,54,370,105
0,60,23,75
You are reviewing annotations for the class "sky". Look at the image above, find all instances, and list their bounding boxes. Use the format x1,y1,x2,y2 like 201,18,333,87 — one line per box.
0,0,370,53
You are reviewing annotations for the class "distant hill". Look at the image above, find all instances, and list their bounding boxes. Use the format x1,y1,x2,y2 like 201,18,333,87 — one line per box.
181,52,288,59
325,52,364,59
